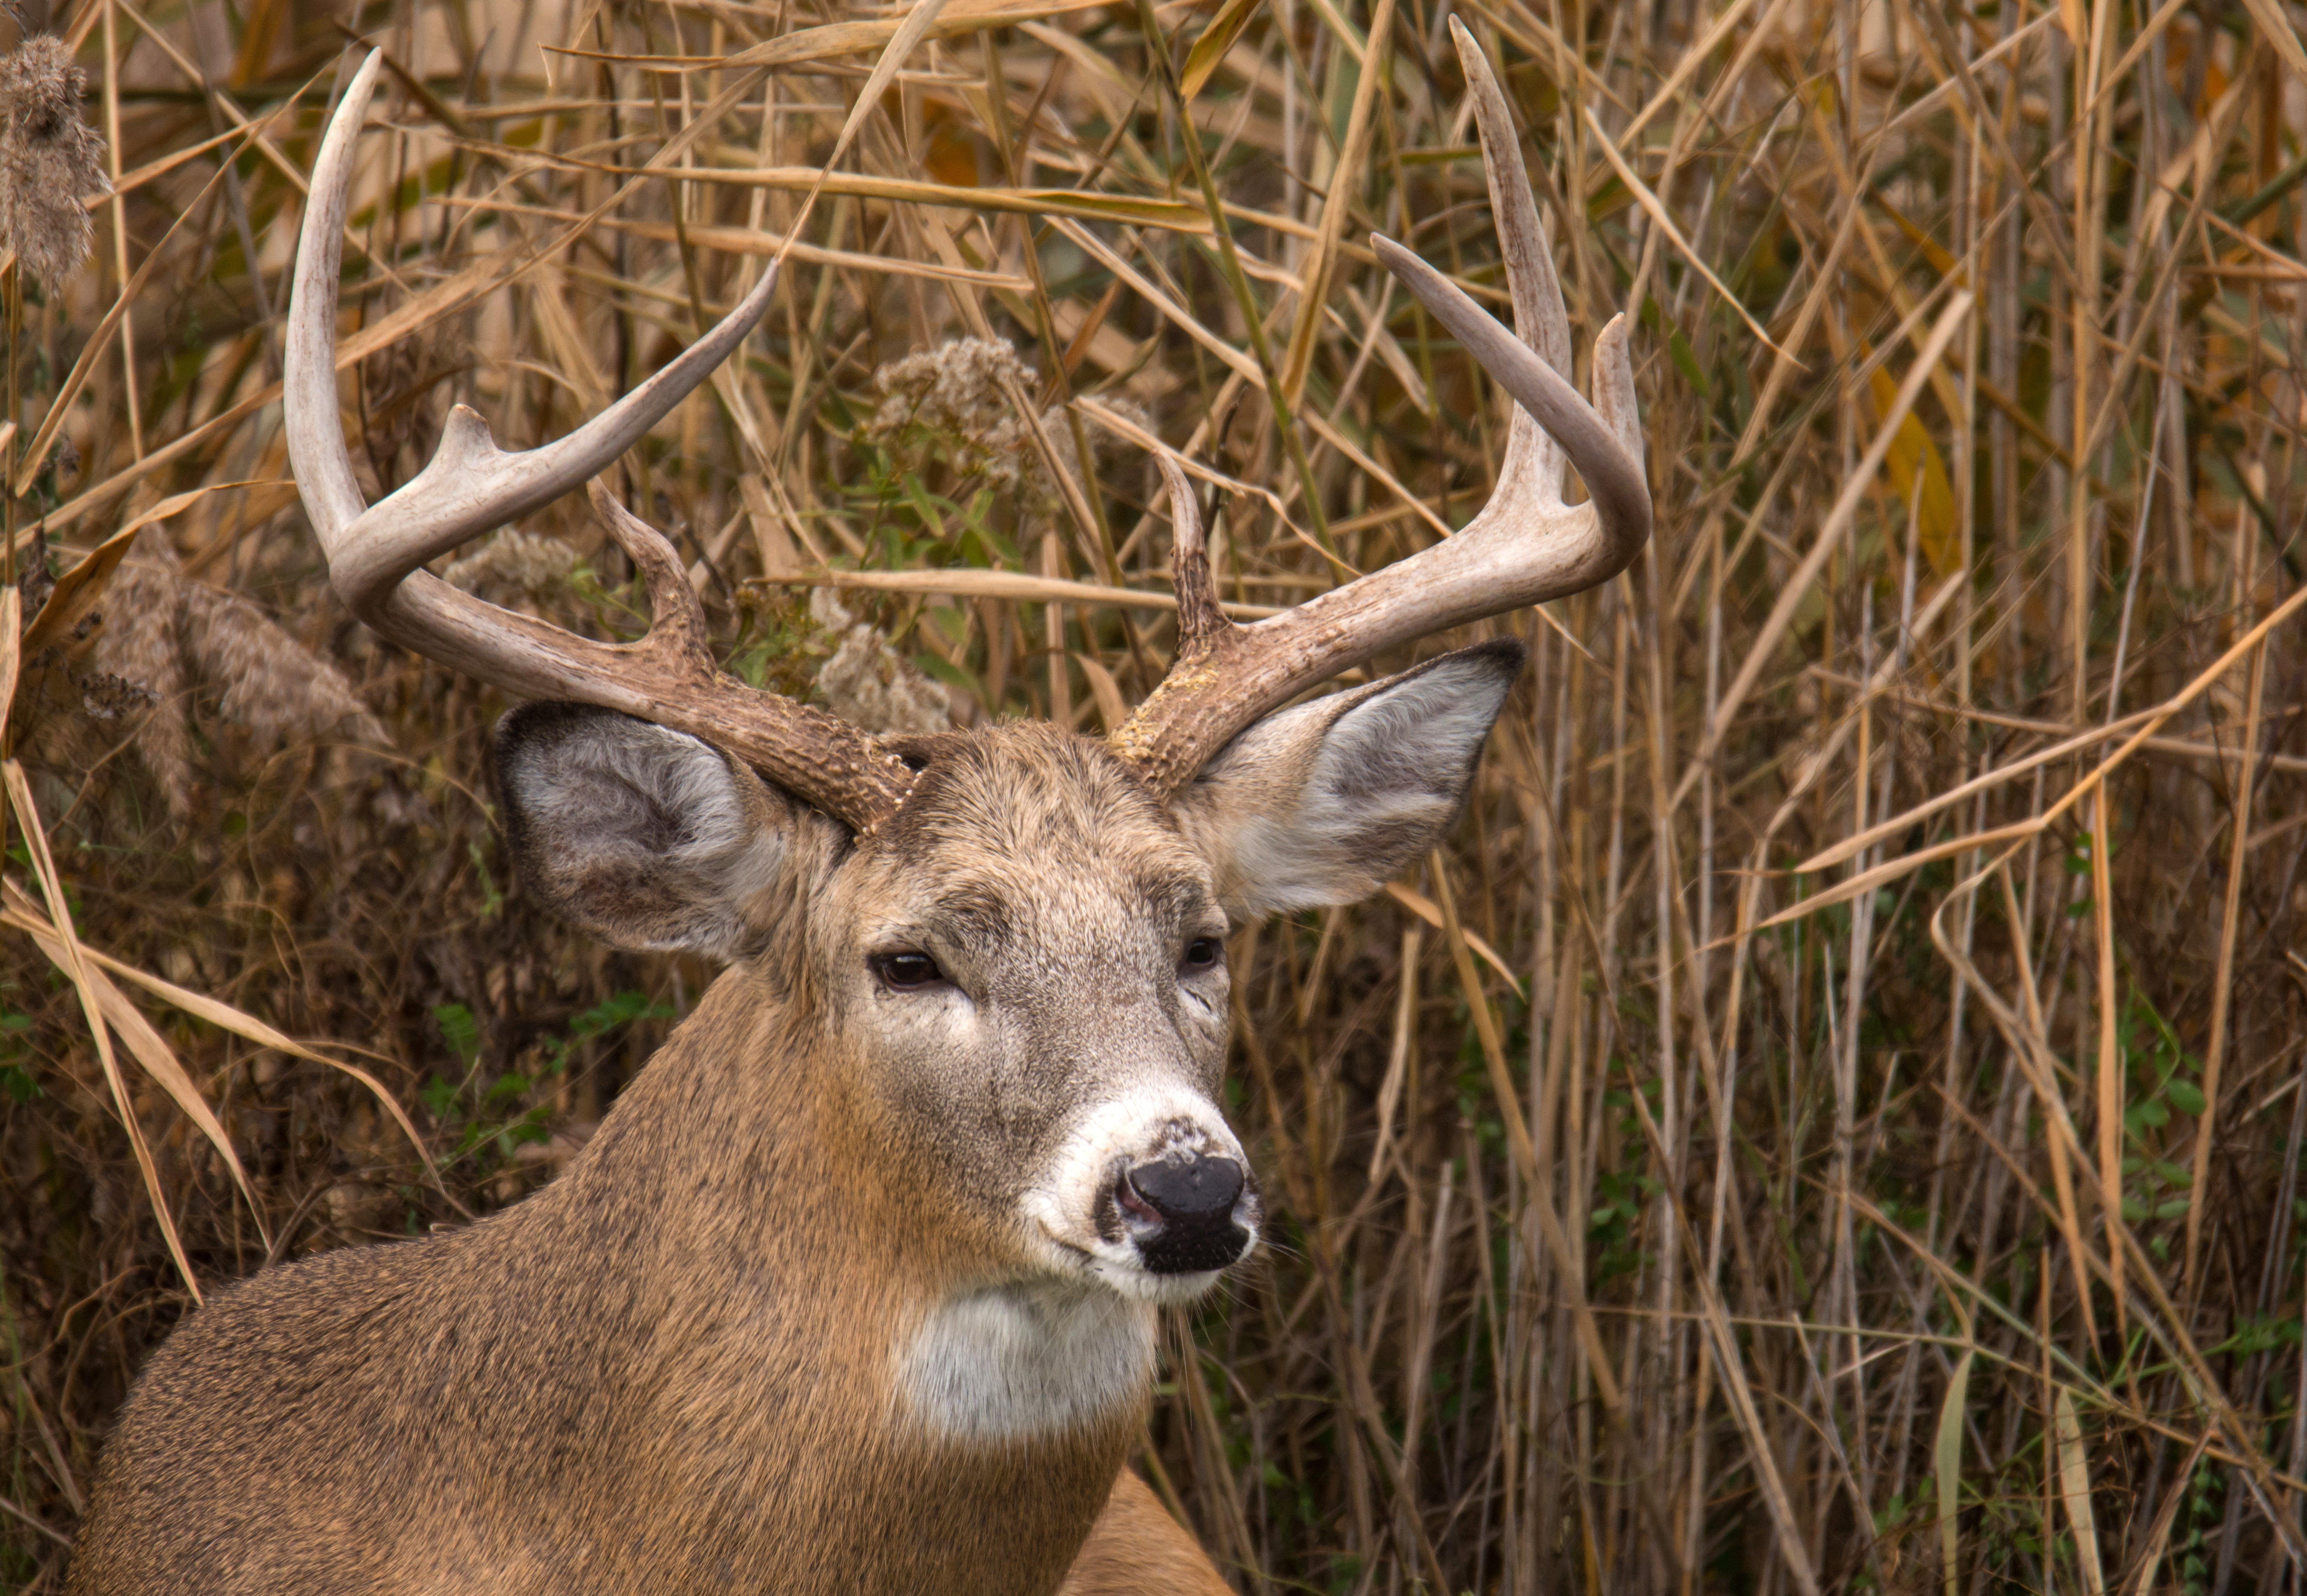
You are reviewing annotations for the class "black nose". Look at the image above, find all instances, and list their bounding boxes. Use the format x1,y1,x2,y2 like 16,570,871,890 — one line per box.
1119,1156,1250,1274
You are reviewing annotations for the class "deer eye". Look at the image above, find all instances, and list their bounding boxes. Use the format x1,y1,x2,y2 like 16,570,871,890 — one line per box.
870,951,945,990
1180,937,1225,976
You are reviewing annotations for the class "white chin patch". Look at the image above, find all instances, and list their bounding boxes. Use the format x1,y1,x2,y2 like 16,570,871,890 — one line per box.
895,1279,1156,1441
1084,1254,1238,1306
1019,1085,1260,1303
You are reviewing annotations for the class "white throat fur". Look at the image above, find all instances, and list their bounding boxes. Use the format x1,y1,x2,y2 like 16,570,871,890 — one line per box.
896,1279,1156,1442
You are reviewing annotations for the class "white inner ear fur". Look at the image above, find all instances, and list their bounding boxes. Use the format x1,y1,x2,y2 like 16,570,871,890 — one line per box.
499,708,788,959
1171,646,1518,922
619,725,780,889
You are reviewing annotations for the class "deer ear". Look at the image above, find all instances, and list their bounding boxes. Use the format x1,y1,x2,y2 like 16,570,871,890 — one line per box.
1168,640,1522,923
493,703,804,959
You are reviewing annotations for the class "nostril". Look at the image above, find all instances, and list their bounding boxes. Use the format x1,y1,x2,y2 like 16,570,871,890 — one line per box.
1123,1156,1246,1224
1116,1173,1163,1226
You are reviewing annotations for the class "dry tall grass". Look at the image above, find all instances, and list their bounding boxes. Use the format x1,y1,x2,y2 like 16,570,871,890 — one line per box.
1,0,2304,1590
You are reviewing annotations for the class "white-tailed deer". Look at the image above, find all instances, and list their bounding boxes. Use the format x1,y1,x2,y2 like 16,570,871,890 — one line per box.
66,23,1646,1595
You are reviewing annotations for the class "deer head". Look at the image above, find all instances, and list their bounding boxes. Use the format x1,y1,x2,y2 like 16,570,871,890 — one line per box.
282,26,1646,1357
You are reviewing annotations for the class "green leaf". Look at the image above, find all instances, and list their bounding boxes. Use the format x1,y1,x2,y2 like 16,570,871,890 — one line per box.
419,1075,460,1120
546,989,675,1071
2167,1078,2207,1116
570,989,672,1040
433,1002,482,1068
900,473,948,537
914,650,980,694
965,521,1024,568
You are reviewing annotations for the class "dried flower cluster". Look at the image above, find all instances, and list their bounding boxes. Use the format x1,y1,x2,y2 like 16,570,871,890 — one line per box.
864,337,1085,498
442,530,579,606
808,589,948,736
0,35,107,294
88,530,387,815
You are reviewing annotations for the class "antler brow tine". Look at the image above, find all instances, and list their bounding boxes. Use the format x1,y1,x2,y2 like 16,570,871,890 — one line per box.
1107,22,1654,797
285,48,914,833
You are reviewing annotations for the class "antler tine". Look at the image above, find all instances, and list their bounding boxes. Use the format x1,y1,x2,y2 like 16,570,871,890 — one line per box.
285,48,914,833
1107,32,1652,798
1452,15,1568,496
282,49,387,549
1110,456,1231,773
1367,246,1648,538
1159,456,1228,658
583,480,714,661
289,51,788,610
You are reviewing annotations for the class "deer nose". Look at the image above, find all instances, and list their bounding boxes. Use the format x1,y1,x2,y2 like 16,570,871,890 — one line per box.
1119,1156,1250,1274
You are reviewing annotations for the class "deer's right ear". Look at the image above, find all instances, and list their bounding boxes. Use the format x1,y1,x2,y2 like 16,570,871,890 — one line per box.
494,703,805,959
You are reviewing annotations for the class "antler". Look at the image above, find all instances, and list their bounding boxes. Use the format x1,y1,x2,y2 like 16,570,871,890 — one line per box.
285,50,914,832
1108,20,1651,796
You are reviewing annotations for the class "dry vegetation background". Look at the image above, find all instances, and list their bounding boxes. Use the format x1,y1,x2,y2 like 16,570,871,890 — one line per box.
0,0,2304,1589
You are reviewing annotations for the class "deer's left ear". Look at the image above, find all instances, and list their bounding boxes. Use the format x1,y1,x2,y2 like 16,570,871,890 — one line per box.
1168,639,1522,923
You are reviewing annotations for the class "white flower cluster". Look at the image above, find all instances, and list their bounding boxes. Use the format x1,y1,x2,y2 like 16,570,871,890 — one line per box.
442,531,579,603
809,590,948,736
864,337,1079,496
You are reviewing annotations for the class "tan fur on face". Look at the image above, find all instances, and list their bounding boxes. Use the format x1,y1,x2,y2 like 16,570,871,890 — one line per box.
823,725,1236,1242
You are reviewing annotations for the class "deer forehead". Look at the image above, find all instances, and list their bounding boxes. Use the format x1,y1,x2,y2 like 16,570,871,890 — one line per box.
840,724,1221,954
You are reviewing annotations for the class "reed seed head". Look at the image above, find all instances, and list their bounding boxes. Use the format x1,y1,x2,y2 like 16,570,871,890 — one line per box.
443,530,580,607
89,528,387,818
0,34,106,294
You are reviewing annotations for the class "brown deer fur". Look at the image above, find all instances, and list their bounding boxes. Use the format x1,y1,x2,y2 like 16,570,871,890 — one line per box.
1058,1474,1236,1596
69,669,1521,1594
72,970,1143,1591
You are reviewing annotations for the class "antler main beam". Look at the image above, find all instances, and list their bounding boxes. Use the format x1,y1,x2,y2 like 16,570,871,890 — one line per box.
285,50,913,832
1108,20,1652,796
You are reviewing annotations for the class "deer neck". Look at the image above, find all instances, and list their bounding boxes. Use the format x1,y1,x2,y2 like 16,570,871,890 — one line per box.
492,967,1149,1572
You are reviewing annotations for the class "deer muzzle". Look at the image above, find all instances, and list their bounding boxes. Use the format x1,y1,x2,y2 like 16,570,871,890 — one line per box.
1023,1081,1259,1300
